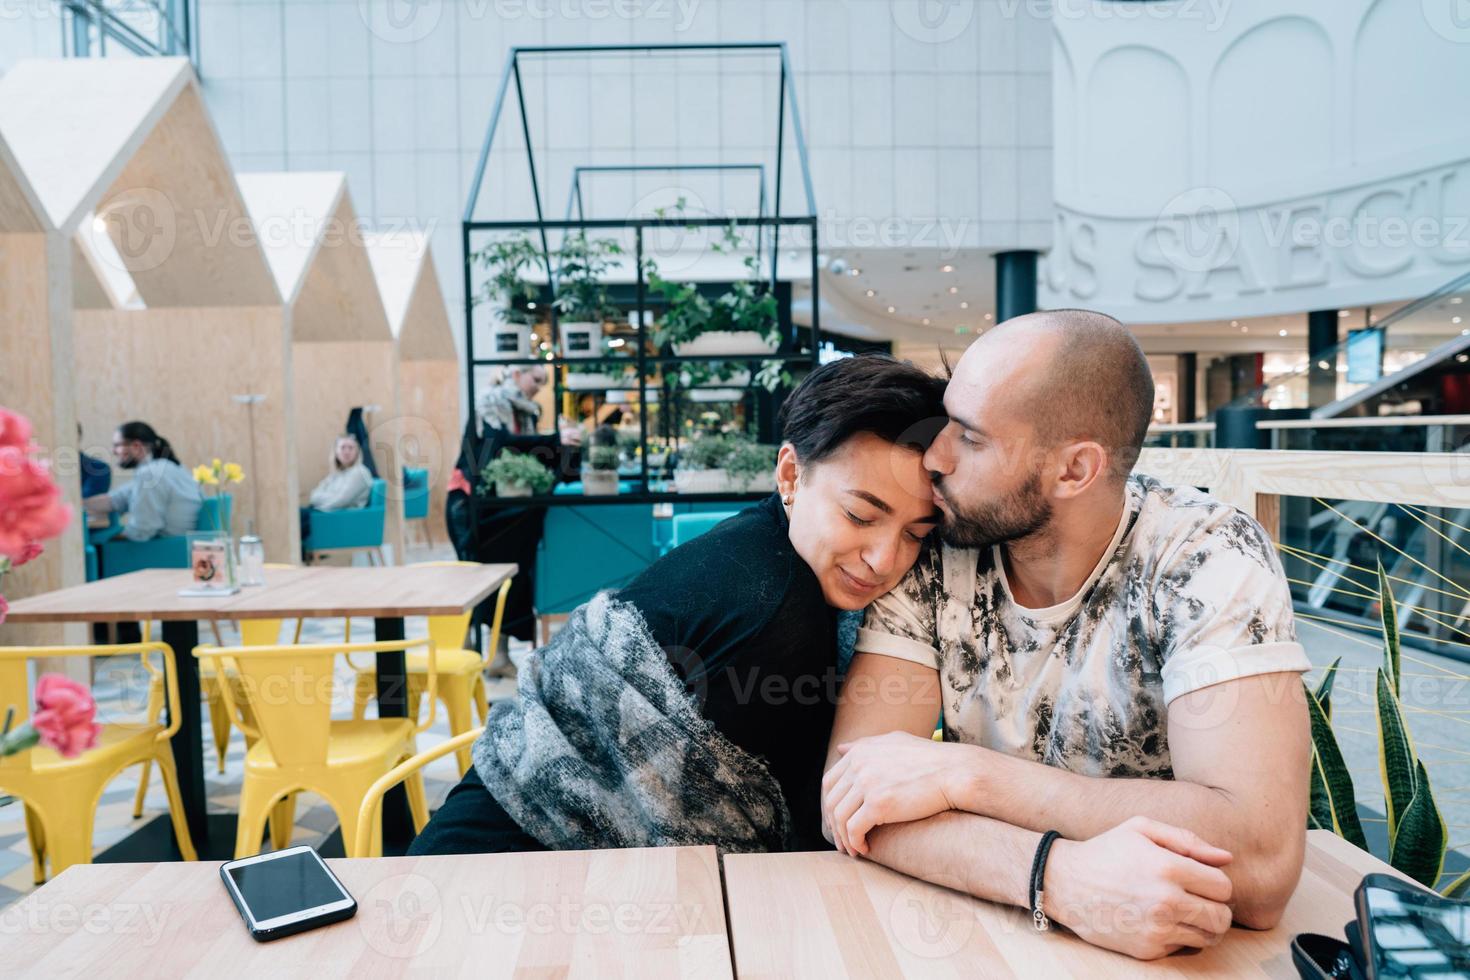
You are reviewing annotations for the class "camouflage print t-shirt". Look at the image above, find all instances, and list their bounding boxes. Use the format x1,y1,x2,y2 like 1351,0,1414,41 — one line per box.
855,475,1309,778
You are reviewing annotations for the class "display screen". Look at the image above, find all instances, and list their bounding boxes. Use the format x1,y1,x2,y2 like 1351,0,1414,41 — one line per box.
1363,882,1470,978
227,850,349,924
1347,328,1385,384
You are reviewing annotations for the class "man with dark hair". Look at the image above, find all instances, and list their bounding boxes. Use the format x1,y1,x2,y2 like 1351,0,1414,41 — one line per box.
821,310,1312,961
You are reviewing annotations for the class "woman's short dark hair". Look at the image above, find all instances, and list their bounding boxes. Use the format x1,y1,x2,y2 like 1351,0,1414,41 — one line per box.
778,354,947,464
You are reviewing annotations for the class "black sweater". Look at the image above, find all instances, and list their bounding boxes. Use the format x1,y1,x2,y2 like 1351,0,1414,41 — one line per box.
617,494,840,849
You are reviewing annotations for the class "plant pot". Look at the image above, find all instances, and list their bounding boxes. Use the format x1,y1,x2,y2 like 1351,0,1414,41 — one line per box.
582,469,620,496
729,471,777,493
673,331,778,357
674,468,731,494
559,321,601,359
476,306,533,361
689,388,746,403
497,482,534,498
565,372,618,391
646,451,670,470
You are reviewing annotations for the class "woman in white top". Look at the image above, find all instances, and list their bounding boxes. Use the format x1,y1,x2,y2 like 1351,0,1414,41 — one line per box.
309,435,373,511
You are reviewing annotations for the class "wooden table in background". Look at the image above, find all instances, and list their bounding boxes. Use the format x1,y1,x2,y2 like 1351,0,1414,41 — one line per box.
0,846,732,978
723,830,1398,979
2,563,516,858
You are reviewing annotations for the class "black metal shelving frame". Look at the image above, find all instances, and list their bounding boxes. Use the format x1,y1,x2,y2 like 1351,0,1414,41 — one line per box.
461,42,820,508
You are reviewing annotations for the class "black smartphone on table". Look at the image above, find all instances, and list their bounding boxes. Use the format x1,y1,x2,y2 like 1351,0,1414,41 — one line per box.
1355,872,1469,979
220,845,358,942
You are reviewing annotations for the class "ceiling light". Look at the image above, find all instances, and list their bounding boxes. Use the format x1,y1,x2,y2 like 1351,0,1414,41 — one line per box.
1230,320,1238,327
1454,316,1463,324
92,215,108,234
607,338,626,348
960,301,969,309
1279,329,1288,337
948,286,959,294
848,268,860,277
922,318,931,325
865,289,875,297
983,313,993,321
1318,360,1331,370
1451,297,1464,305
1458,354,1469,364
527,302,537,310
1338,310,1350,318
1241,326,1249,333
887,306,896,314
940,264,954,273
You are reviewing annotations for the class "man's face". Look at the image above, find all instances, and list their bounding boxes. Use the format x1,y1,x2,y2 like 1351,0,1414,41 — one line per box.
923,334,1055,549
515,368,547,400
112,432,146,470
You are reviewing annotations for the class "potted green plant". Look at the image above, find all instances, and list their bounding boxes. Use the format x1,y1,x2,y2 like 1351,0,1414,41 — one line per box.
554,233,621,359
582,445,621,496
471,233,542,360
481,453,555,498
649,223,779,358
674,432,734,494
725,439,778,492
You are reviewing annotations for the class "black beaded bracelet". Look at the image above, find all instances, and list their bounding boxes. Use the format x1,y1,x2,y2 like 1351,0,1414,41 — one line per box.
1028,830,1062,932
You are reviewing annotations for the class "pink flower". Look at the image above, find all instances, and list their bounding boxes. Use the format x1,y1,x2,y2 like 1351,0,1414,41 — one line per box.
0,446,71,562
31,674,101,758
0,592,7,627
12,540,43,567
448,468,472,495
0,409,32,451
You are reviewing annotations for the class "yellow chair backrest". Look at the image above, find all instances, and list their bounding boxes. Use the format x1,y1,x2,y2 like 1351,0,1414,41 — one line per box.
238,619,286,646
411,561,504,660
195,638,434,768
0,642,180,772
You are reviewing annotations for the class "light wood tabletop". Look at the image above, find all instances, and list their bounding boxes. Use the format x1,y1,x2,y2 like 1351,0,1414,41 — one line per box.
723,830,1400,979
0,563,518,623
1,847,733,978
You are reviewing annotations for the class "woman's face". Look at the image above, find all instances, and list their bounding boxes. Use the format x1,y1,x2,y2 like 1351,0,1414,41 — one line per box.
780,432,940,611
335,438,360,467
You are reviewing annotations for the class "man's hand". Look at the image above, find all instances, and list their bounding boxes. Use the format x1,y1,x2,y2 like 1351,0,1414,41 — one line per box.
822,731,973,855
557,416,584,447
1044,816,1234,961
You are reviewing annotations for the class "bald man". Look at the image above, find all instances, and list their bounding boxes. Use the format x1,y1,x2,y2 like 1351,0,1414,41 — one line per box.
820,310,1311,961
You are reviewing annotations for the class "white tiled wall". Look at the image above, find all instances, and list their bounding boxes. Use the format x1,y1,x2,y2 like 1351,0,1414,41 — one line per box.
0,0,1053,353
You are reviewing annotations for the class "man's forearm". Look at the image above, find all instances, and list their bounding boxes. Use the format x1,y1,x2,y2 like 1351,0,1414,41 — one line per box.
864,809,1041,911
953,749,1298,926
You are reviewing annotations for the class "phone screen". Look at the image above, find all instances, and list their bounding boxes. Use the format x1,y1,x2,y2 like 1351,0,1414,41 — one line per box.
1363,881,1470,979
227,850,350,924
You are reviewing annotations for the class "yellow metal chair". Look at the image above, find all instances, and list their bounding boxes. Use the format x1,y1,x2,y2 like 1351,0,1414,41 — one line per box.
2,642,198,884
195,637,438,859
349,563,512,775
355,727,485,857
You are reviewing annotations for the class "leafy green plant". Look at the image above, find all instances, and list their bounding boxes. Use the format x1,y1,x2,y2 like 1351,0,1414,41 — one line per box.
471,234,542,326
678,433,734,471
481,453,555,496
725,440,777,490
645,217,780,353
586,445,620,472
1307,561,1457,893
553,233,621,322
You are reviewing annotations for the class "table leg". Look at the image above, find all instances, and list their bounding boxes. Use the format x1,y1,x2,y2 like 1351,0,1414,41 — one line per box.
374,616,414,848
160,619,208,846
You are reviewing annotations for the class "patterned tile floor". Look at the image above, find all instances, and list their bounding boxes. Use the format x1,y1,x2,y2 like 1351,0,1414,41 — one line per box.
0,546,517,912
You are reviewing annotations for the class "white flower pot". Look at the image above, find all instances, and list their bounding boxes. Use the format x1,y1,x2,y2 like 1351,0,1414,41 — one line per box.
477,306,532,361
497,482,534,498
565,372,619,391
582,469,620,496
674,468,731,494
689,389,746,403
673,332,778,357
729,470,776,493
559,321,601,359
646,451,669,469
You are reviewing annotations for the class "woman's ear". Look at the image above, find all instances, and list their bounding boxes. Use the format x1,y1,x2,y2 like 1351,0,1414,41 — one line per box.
776,443,800,503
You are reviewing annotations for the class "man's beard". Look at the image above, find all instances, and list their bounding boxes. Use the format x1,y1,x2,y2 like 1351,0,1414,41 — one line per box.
935,469,1052,549
118,456,139,470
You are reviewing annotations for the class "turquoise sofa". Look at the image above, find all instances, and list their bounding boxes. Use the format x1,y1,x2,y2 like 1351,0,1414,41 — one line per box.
301,478,387,560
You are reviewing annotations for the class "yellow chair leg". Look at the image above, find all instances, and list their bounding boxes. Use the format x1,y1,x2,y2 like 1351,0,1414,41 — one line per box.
44,800,96,880
269,795,297,852
204,675,232,773
233,779,274,860
24,804,47,885
131,759,153,819
154,745,198,862
437,676,476,776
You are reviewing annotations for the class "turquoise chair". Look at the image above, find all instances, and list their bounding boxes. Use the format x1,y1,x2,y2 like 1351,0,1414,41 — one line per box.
534,503,661,629
301,478,387,564
96,495,230,578
669,511,738,550
402,468,430,520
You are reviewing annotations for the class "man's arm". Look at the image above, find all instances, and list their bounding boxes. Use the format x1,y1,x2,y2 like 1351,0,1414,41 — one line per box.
827,672,1309,929
118,481,165,541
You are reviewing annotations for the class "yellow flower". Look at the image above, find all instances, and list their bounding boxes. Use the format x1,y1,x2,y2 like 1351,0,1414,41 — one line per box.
211,457,222,471
193,465,218,486
222,462,245,483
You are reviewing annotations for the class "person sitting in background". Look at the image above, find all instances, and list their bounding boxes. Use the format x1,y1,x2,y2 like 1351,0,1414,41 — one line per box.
82,420,201,541
78,423,111,502
411,354,948,857
308,435,374,511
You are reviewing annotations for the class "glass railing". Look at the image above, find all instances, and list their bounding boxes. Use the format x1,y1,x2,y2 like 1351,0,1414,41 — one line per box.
1260,416,1470,453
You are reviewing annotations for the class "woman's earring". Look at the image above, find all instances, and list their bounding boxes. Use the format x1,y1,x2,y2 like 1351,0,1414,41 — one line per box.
782,493,794,506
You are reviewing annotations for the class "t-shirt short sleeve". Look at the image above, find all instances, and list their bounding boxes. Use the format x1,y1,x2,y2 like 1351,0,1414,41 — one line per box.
1154,509,1311,703
856,564,941,671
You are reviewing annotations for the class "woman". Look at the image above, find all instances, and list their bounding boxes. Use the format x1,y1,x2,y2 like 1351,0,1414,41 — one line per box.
411,354,946,855
308,435,374,511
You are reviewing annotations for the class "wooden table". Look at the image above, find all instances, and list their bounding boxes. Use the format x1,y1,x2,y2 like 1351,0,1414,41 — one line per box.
724,830,1398,978
2,563,516,858
0,847,732,978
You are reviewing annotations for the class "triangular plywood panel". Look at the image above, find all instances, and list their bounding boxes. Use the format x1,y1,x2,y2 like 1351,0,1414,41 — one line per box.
366,232,457,362
236,171,351,312
0,131,43,234
0,57,278,308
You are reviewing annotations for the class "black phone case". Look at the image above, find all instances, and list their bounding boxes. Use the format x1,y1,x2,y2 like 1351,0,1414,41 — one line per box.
219,860,358,943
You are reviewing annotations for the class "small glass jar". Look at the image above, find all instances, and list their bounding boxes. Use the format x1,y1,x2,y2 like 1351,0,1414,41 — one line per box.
237,526,266,587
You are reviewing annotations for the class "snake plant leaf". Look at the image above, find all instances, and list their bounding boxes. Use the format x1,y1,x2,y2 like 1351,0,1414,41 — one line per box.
1305,683,1367,849
1377,560,1401,697
1313,658,1342,722
1376,668,1417,842
1443,868,1470,899
1389,760,1447,889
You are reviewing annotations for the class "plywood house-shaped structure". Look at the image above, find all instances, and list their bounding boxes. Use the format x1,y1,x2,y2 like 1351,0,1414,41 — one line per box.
367,232,460,544
0,57,296,563
237,173,405,562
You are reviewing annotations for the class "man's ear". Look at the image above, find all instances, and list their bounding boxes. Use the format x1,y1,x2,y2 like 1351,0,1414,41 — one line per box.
776,443,801,499
1054,441,1109,500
